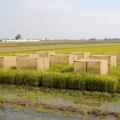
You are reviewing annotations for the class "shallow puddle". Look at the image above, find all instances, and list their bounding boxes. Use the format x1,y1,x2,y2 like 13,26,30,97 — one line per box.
100,103,120,112
0,105,117,120
0,85,120,119
40,98,74,106
39,96,120,112
2,93,18,100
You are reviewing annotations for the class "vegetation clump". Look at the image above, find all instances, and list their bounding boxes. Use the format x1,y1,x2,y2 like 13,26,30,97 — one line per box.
0,68,119,93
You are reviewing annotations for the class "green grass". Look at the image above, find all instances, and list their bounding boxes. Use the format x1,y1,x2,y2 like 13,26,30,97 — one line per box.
0,84,120,106
0,84,120,116
0,41,120,93
0,68,119,93
1,40,120,56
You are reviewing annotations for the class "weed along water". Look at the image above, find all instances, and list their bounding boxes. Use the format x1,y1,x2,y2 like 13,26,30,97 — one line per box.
0,105,118,120
0,85,120,120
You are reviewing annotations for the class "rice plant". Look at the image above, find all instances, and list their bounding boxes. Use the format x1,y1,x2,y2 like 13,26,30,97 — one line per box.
0,69,119,93
0,41,120,93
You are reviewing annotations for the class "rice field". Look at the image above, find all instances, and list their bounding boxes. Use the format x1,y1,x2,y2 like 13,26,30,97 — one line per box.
0,40,120,119
1,40,120,56
0,40,120,93
0,66,119,93
0,85,120,119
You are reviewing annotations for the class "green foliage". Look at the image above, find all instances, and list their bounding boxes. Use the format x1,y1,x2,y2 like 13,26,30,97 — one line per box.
49,64,73,73
0,41,120,93
0,69,119,93
1,41,120,56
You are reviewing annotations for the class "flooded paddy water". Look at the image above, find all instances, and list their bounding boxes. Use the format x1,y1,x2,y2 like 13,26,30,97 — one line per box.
0,85,120,120
0,105,117,120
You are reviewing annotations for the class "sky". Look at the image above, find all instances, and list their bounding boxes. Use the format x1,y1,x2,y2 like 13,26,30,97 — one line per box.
0,0,120,39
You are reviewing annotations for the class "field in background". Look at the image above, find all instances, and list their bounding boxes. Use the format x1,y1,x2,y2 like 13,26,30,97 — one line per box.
0,40,120,93
1,40,120,56
0,40,120,119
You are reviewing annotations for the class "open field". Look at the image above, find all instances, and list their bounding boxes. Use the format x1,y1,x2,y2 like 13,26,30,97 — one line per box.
0,41,120,91
0,40,120,119
1,40,120,56
0,40,120,93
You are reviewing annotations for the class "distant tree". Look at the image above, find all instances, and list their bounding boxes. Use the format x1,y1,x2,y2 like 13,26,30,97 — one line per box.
89,38,96,41
104,38,108,41
15,34,22,40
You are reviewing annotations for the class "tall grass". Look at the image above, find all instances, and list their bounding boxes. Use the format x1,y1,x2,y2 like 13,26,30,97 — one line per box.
0,69,119,93
0,41,120,93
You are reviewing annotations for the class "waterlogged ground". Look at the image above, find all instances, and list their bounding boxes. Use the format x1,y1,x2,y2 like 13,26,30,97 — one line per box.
0,105,117,120
0,85,120,120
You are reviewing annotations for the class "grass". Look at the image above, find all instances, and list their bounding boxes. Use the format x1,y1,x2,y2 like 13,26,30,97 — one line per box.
0,85,120,118
1,84,120,103
0,41,120,119
1,40,120,56
0,68,119,93
0,40,120,93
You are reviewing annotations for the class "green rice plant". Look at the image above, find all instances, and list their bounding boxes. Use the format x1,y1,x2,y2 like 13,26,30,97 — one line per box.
1,41,120,93
0,69,119,93
109,66,120,92
41,72,66,88
49,64,73,73
0,69,39,86
64,73,118,92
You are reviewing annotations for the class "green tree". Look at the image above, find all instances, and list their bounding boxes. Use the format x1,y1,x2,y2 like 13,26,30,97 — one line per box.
15,34,22,40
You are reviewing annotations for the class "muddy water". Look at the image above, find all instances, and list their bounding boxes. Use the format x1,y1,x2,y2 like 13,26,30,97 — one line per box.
0,105,116,120
3,92,120,112
39,97,120,112
101,103,120,112
0,86,120,120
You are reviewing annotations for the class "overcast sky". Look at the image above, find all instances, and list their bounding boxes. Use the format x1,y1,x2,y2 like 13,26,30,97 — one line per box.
0,0,120,39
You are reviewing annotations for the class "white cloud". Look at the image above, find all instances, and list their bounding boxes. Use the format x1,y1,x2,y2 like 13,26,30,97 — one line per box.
23,0,78,13
1,0,120,39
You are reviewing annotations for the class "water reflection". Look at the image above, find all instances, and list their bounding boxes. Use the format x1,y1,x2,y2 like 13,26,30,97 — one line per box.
0,105,117,120
101,103,120,112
